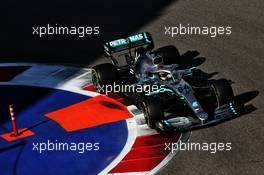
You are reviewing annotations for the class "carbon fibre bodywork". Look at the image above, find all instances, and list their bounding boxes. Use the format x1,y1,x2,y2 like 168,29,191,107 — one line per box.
93,32,243,132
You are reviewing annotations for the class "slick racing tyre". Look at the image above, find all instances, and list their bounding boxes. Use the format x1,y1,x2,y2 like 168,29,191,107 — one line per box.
155,45,182,65
210,79,234,107
92,63,117,93
141,97,164,129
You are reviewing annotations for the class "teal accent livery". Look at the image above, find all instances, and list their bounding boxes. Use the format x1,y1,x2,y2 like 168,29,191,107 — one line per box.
104,32,154,54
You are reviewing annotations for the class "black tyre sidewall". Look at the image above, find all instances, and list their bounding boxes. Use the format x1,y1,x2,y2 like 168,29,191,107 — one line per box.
92,63,117,93
92,63,117,85
142,97,164,128
211,79,234,107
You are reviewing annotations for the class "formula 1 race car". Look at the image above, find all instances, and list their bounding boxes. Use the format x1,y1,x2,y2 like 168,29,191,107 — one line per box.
92,32,244,132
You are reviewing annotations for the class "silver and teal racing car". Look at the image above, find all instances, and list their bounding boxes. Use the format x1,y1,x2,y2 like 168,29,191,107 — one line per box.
92,32,244,133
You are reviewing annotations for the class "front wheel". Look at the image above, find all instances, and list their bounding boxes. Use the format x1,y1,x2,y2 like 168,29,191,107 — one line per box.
210,79,234,107
140,97,164,129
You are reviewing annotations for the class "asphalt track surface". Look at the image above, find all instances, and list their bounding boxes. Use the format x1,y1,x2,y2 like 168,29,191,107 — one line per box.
0,0,263,175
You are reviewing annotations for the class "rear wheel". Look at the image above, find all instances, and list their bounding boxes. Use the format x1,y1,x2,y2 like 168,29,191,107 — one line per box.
141,97,164,129
92,63,118,93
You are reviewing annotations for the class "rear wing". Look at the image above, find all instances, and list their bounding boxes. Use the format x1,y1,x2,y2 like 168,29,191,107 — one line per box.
103,32,154,55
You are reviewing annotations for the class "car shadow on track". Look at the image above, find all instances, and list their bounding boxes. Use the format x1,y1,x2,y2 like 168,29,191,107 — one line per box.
178,50,206,69
235,91,259,114
170,49,259,132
